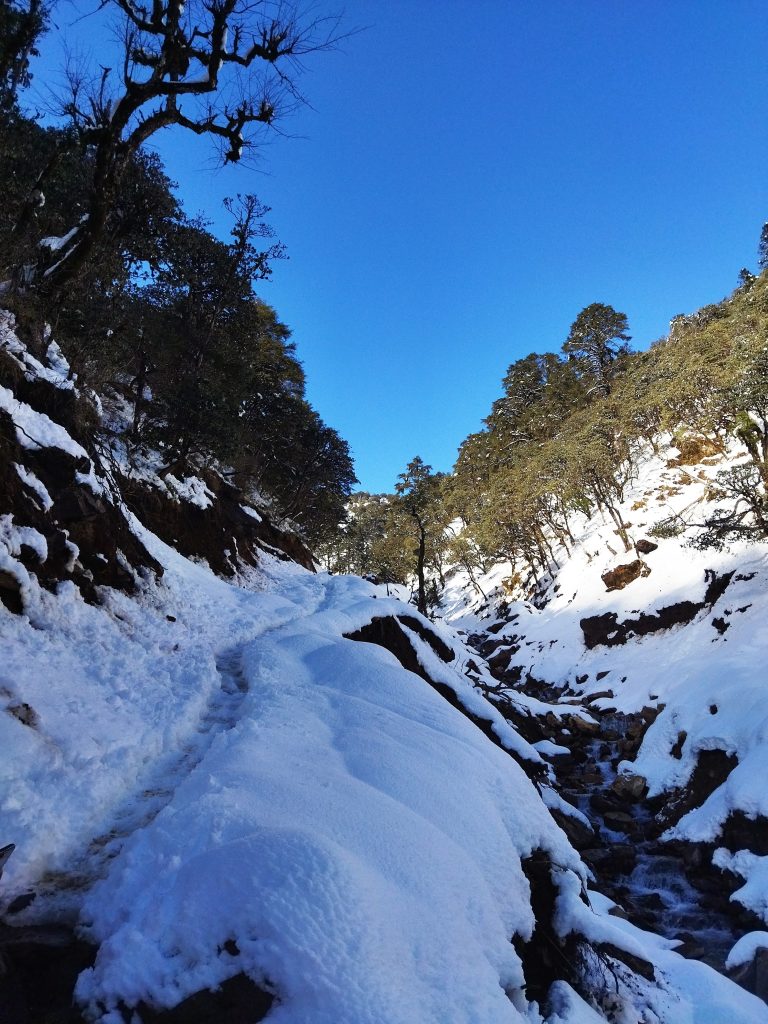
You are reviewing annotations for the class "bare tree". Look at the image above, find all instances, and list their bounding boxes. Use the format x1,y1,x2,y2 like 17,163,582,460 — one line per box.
10,0,341,291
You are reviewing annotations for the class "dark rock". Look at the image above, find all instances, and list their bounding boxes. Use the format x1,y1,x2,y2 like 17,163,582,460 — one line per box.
603,810,638,833
0,924,96,1024
122,470,314,576
5,703,38,728
548,806,596,850
601,559,651,592
515,850,583,1005
598,942,655,981
487,645,514,673
583,690,614,704
569,715,599,735
728,945,768,1001
485,620,507,635
345,616,546,783
137,974,274,1024
580,570,734,649
603,845,638,876
675,933,709,961
634,538,659,555
670,731,687,759
0,571,23,614
589,791,623,814
17,543,42,568
398,615,454,662
661,749,738,829
0,844,14,881
719,812,768,856
5,892,36,915
611,773,648,801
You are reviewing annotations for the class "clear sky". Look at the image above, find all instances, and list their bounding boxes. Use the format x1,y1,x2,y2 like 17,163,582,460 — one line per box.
32,0,768,492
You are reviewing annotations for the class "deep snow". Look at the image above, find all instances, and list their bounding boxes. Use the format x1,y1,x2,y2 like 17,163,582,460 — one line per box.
3,314,768,1022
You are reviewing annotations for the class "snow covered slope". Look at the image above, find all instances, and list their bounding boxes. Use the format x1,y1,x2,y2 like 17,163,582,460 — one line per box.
2,315,768,1022
443,437,768,974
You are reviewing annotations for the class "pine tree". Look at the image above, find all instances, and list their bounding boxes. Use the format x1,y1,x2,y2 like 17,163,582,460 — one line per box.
394,457,447,615
562,302,631,397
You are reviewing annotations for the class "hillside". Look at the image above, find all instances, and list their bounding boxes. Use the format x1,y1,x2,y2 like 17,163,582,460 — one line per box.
441,431,768,997
2,309,768,1021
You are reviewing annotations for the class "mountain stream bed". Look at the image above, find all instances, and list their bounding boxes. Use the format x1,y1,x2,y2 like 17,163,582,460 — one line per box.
557,726,744,973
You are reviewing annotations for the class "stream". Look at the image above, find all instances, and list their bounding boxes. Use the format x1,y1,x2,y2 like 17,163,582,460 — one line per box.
557,728,742,972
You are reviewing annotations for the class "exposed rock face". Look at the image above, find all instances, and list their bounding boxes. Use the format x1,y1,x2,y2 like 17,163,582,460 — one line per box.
121,469,315,576
1,337,316,612
137,974,274,1024
581,569,734,649
601,559,651,592
719,812,768,856
345,614,547,782
0,384,163,607
0,924,96,1024
660,749,739,831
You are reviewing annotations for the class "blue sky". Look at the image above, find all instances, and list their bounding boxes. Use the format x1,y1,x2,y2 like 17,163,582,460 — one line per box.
33,0,768,492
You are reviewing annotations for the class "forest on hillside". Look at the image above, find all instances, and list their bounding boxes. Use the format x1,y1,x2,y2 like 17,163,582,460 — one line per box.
0,0,356,546
2,0,768,599
321,266,768,611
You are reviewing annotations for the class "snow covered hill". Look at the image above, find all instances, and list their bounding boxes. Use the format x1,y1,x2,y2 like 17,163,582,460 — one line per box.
442,434,768,1005
2,312,768,1023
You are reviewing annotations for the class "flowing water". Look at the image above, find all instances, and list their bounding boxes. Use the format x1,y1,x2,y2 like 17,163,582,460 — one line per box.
559,733,741,972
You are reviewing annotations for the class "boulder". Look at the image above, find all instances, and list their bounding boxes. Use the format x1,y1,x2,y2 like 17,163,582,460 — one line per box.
548,806,596,850
611,773,648,801
603,810,638,833
635,538,659,555
568,714,600,735
728,944,768,1002
601,559,651,592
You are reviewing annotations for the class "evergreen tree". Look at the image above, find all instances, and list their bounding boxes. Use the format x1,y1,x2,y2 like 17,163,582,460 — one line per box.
0,0,49,119
394,457,448,615
562,302,631,397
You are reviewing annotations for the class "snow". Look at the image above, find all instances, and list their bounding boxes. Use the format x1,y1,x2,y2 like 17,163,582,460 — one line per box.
14,462,53,510
241,503,263,522
0,384,89,459
1,516,588,1022
534,740,572,757
163,473,215,509
727,931,768,970
439,437,768,973
573,889,768,1024
714,849,768,923
39,224,80,253
546,982,607,1024
3,512,764,1021
4,314,768,1021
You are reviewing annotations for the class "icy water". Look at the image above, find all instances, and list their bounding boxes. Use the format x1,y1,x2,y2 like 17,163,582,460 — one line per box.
561,737,741,972
622,851,736,967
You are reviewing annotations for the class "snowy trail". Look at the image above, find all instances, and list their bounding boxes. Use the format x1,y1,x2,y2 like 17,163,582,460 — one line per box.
25,557,337,921
31,644,252,918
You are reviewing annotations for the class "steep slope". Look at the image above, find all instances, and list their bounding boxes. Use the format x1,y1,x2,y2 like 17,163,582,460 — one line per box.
443,435,768,995
2,315,768,1022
